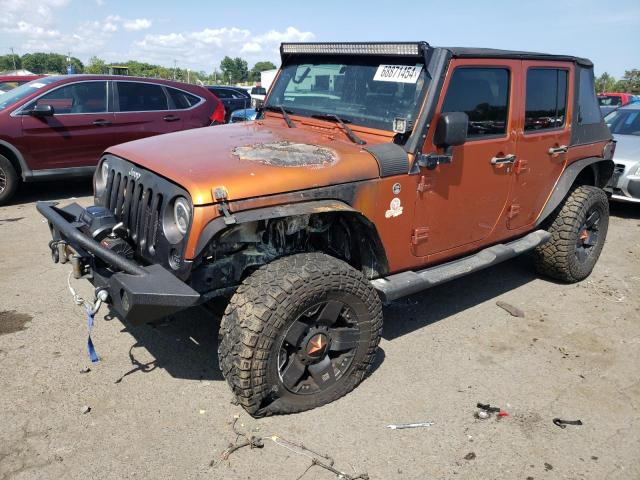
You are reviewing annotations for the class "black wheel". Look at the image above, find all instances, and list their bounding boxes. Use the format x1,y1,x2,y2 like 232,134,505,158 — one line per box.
0,154,19,206
535,185,609,282
218,252,383,417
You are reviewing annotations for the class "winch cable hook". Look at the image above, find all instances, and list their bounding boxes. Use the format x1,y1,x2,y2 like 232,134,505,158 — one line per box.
67,272,108,363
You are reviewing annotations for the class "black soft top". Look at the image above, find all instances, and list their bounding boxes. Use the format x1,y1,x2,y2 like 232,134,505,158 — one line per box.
440,47,593,67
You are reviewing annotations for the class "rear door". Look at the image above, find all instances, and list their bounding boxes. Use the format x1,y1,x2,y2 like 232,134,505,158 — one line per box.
20,80,114,169
111,81,182,145
165,86,206,128
508,62,572,229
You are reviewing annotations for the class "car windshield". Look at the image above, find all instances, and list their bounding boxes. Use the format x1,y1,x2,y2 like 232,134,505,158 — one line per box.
598,95,622,106
604,108,640,135
265,56,428,131
0,76,60,111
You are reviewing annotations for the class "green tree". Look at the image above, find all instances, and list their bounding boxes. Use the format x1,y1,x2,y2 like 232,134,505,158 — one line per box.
21,52,83,74
0,54,21,71
595,72,616,93
85,56,107,74
615,69,640,94
220,56,249,84
249,61,276,82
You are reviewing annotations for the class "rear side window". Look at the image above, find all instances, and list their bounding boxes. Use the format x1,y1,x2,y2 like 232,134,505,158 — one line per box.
524,69,567,132
117,82,168,112
577,69,601,125
441,67,510,138
209,88,231,99
168,87,200,109
34,81,107,114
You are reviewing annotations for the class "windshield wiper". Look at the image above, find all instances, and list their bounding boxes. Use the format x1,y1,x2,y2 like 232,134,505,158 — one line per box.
264,104,295,128
311,114,366,145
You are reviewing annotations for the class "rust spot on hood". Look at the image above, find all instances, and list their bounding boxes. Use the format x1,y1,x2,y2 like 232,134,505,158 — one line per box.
233,141,337,168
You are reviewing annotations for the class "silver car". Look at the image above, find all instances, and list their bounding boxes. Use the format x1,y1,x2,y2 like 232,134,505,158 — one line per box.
605,103,640,203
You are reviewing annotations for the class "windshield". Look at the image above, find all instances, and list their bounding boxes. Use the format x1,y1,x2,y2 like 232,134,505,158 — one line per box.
604,108,640,135
598,95,622,106
0,76,60,111
265,56,428,131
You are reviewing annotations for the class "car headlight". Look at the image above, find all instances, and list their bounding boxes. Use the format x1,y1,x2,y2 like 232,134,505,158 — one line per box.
94,159,109,197
173,197,191,235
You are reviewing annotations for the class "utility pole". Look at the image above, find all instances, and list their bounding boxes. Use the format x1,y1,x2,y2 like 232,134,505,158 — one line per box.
173,59,177,80
187,68,190,84
9,47,17,70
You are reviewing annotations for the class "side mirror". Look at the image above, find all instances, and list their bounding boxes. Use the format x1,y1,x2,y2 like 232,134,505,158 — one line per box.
434,111,468,149
30,104,55,117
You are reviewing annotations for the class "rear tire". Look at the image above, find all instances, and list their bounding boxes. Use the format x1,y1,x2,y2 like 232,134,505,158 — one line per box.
218,252,383,417
0,154,19,206
535,185,609,282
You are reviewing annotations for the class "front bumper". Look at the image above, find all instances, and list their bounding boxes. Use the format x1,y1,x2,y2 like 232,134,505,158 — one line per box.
37,201,200,325
609,162,640,203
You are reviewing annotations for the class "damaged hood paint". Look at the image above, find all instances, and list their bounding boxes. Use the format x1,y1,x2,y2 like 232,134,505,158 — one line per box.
106,118,383,205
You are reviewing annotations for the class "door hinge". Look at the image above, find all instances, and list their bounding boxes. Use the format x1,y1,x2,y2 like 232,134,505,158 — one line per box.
411,227,429,245
507,203,521,219
417,175,433,193
515,158,529,175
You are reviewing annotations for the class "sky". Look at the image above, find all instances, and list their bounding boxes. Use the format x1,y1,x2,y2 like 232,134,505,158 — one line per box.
0,0,638,78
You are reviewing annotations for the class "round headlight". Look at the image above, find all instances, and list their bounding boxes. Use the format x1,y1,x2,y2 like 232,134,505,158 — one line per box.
173,197,191,235
101,160,109,182
94,160,109,196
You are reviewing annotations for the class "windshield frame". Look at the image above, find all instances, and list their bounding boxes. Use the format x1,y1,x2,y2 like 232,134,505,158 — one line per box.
264,54,430,134
0,76,61,112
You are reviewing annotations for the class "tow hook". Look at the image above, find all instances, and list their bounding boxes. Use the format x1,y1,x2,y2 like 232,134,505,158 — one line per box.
49,240,66,264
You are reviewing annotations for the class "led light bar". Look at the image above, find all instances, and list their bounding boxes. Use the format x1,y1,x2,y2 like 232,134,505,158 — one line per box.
281,42,425,57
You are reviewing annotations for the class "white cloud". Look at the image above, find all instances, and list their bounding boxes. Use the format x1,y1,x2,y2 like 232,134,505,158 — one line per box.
123,18,152,32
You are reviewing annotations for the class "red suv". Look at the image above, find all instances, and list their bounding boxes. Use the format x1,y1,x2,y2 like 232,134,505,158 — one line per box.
0,75,224,204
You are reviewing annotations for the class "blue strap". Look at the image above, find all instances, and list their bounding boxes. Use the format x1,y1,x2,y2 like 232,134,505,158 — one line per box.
86,309,99,363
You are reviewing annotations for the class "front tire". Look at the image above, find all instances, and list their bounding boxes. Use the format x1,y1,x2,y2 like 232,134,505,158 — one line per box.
535,185,609,282
0,154,19,206
218,253,383,417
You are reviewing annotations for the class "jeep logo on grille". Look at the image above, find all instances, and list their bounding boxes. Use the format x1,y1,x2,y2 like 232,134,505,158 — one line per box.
128,168,141,181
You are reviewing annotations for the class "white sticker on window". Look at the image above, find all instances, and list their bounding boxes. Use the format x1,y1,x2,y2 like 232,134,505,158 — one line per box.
373,64,423,84
30,82,46,88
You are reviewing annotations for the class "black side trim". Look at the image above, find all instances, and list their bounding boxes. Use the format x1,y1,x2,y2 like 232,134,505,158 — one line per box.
364,143,409,177
371,230,551,302
535,157,613,226
25,166,95,182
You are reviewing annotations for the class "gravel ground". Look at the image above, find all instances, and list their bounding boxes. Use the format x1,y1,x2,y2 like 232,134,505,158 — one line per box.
1,181,639,480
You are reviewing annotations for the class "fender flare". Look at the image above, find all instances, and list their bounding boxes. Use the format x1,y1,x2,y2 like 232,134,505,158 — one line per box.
535,156,613,226
0,140,31,179
195,199,359,258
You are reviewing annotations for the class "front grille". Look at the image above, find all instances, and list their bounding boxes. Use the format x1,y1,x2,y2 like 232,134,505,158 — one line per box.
103,168,164,254
614,164,626,175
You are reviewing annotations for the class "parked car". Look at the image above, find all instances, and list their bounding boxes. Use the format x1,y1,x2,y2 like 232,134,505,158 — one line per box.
229,107,259,123
39,42,614,418
0,75,224,204
604,103,640,203
206,86,250,122
249,85,267,107
0,75,43,94
598,92,635,117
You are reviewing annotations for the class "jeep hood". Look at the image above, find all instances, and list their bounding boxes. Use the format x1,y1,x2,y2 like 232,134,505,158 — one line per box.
106,119,385,205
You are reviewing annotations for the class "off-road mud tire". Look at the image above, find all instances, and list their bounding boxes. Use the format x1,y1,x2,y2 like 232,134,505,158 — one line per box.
535,185,609,283
218,252,383,417
0,154,19,206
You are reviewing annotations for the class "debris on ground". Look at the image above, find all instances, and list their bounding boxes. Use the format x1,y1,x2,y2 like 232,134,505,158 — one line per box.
81,405,91,414
464,452,476,460
79,366,91,374
213,415,369,480
496,301,525,317
553,418,583,429
386,421,434,430
475,402,509,419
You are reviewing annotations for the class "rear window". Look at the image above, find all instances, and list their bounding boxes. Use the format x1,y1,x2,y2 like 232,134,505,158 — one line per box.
598,95,622,106
168,87,200,109
117,82,168,112
251,87,266,95
208,87,232,99
524,69,567,132
578,69,602,125
441,67,510,138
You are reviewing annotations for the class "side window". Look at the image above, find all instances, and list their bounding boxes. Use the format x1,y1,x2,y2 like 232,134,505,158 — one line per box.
117,82,168,112
441,67,510,138
524,69,567,132
578,69,602,125
167,87,200,109
34,81,107,114
210,88,231,99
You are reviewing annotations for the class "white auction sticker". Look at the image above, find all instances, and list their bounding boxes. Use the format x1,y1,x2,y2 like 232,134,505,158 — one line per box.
30,82,47,88
373,64,423,84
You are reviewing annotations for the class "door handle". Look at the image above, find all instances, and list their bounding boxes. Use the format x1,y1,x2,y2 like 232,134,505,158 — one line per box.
548,145,568,155
163,115,180,122
92,119,112,126
490,154,517,165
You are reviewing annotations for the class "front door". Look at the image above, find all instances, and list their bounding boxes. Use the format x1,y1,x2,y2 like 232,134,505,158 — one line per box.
20,80,114,169
411,60,520,257
508,62,573,229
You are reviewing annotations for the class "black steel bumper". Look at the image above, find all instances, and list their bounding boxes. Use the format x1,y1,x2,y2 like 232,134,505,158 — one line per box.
37,201,200,325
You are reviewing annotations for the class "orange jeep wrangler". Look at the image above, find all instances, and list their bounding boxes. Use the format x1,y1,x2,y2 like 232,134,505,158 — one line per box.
39,42,615,417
